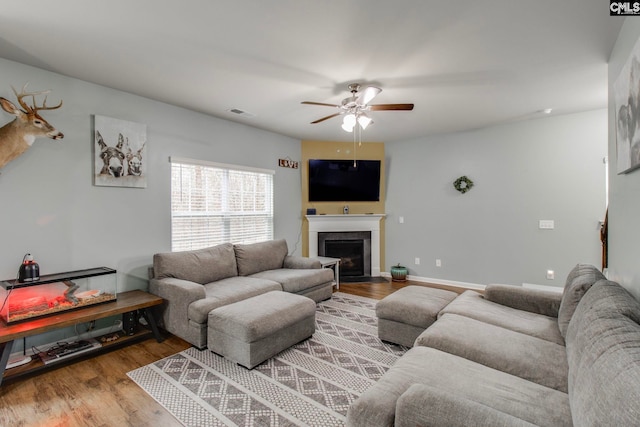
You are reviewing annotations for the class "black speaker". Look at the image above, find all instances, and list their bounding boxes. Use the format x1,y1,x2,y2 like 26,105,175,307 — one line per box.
122,310,138,335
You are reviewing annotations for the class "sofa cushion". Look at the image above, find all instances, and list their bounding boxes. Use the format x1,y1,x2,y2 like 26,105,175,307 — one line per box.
153,243,237,284
439,290,564,345
283,255,321,269
346,346,572,427
565,279,640,425
234,239,288,276
187,276,281,323
416,313,569,392
557,264,605,338
249,268,334,293
484,284,562,317
395,384,538,427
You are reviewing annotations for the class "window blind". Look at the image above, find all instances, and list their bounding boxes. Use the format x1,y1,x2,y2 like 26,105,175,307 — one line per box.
170,157,274,252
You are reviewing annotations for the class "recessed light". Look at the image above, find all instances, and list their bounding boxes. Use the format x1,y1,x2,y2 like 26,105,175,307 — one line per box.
540,108,553,114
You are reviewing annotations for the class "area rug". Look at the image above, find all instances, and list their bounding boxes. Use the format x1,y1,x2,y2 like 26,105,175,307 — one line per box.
127,292,407,427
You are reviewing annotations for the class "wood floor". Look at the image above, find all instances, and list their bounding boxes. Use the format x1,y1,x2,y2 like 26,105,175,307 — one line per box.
0,280,465,427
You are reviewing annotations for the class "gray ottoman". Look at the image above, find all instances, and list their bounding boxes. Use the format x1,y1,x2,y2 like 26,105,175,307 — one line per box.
208,291,316,368
376,285,458,347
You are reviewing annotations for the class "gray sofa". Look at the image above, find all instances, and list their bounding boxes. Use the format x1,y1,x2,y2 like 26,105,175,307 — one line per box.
149,239,334,348
347,264,640,426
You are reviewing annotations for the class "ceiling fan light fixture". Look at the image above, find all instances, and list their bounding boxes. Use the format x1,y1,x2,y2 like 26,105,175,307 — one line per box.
342,113,356,132
357,114,372,130
341,122,354,132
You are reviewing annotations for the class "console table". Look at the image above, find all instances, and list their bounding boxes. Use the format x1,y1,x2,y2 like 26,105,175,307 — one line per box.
0,290,164,386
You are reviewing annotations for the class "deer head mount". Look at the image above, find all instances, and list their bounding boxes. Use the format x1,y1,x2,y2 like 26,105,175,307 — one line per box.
0,84,64,170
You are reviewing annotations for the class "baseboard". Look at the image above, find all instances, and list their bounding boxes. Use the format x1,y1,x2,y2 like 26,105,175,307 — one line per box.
380,272,486,291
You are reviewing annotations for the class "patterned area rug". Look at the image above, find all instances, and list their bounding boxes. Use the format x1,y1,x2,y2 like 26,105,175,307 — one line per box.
127,292,407,426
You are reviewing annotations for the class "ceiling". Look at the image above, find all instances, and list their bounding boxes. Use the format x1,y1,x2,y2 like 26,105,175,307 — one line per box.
0,1,623,143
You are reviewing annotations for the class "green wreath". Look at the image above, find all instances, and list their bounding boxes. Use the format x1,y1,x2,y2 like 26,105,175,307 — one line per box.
453,176,474,194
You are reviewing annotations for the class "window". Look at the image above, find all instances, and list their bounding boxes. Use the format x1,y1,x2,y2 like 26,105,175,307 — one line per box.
170,157,274,251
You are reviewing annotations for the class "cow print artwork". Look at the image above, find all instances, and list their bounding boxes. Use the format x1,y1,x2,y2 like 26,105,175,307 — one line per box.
94,115,147,188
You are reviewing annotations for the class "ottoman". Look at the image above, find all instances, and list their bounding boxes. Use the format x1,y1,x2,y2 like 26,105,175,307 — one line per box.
207,291,316,368
376,285,458,347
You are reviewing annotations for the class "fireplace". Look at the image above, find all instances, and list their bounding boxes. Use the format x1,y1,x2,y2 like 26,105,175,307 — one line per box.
307,214,385,277
319,231,371,277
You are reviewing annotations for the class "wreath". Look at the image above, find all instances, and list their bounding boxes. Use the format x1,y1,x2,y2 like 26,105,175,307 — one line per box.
453,176,474,194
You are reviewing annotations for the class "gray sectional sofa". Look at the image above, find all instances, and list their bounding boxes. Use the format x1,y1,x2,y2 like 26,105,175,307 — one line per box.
347,264,640,426
149,239,334,348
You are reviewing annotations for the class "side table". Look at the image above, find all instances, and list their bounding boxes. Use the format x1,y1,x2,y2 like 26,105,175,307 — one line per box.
316,256,341,290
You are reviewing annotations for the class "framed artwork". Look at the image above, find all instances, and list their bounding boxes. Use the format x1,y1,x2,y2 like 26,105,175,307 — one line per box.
614,36,640,174
93,115,147,187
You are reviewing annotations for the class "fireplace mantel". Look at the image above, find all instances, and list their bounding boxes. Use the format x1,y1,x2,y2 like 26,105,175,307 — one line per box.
306,214,385,276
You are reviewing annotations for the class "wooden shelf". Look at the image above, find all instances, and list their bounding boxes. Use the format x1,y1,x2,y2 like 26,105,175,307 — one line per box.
2,328,155,382
0,290,164,386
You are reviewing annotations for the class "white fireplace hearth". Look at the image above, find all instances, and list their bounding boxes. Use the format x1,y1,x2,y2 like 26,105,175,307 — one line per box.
306,214,385,276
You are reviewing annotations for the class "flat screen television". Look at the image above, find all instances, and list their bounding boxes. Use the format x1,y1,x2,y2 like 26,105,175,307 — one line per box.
308,159,381,202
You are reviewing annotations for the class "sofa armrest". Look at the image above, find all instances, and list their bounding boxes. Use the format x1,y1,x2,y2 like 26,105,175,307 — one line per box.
283,255,321,269
484,284,562,317
149,277,206,330
149,277,205,302
395,384,536,427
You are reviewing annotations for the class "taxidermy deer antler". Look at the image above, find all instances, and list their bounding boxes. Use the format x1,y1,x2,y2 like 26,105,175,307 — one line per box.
0,84,64,170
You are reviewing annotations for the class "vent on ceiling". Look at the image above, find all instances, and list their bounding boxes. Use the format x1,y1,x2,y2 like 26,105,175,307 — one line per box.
227,108,256,118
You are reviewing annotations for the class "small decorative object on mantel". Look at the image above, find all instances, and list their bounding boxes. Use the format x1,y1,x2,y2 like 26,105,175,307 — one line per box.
278,157,299,169
390,263,408,282
453,175,474,194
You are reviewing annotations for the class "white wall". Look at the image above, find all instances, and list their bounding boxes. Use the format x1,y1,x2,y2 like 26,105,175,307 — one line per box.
607,18,640,300
0,57,302,292
385,110,607,287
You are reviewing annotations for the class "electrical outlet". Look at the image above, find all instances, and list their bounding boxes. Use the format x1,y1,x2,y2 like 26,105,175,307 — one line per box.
436,259,442,267
546,270,555,280
539,220,555,229
415,257,420,265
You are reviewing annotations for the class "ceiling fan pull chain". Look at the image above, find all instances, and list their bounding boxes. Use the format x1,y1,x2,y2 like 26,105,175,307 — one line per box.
353,123,357,167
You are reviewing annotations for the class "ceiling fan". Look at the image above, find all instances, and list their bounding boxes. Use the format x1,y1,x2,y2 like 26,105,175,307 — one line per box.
301,83,414,131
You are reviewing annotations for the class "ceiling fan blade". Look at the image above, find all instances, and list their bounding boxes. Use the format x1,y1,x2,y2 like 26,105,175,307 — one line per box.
370,103,414,111
301,101,340,108
357,86,382,105
311,113,342,124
